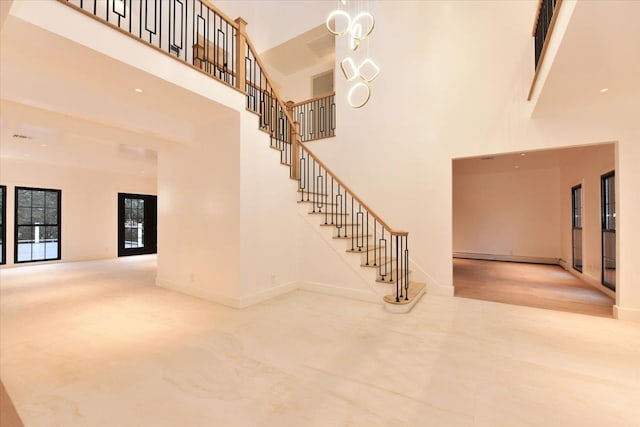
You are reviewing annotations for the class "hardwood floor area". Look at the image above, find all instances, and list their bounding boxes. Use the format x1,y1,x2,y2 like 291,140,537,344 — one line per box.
453,258,615,318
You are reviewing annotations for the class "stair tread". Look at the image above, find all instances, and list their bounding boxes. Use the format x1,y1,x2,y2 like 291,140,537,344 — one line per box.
297,200,340,206
376,268,410,274
376,270,412,283
361,258,399,267
333,234,373,240
346,246,383,253
384,283,426,305
310,212,349,216
298,190,328,196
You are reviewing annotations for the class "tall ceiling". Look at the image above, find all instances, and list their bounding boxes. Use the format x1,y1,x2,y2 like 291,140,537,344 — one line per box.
261,25,334,77
212,0,334,53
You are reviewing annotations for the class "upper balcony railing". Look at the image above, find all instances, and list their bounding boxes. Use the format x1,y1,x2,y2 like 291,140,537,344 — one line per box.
528,0,563,99
58,0,411,304
61,0,239,88
290,93,336,143
533,0,563,68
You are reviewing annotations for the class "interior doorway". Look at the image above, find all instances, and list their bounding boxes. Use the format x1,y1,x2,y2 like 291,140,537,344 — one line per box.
118,193,157,257
452,143,616,316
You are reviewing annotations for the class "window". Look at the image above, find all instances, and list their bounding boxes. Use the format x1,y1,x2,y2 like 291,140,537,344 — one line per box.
0,185,6,265
15,187,61,263
601,171,616,291
571,184,582,272
118,193,157,256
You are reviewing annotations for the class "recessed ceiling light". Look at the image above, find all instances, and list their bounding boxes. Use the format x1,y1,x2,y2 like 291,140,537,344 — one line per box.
40,143,48,147
520,153,526,156
514,165,520,169
599,88,609,93
135,88,143,93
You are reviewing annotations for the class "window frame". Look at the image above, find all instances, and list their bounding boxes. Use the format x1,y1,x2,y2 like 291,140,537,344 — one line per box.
14,186,62,264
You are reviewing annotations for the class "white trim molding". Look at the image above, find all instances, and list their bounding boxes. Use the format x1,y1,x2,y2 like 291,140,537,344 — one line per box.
614,305,640,322
453,252,559,265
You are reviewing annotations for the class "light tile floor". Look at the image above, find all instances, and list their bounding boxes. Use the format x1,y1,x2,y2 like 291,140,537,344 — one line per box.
1,256,639,426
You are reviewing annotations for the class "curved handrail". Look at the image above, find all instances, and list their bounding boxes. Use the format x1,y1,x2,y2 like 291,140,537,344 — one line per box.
244,36,297,127
300,142,408,236
242,43,405,235
200,0,240,31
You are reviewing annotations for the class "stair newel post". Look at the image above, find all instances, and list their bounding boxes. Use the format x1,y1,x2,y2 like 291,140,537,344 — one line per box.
234,17,248,93
286,101,301,181
286,100,294,118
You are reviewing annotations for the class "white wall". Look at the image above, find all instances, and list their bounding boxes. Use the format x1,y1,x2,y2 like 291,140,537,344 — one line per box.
559,144,615,289
306,1,640,319
279,62,334,103
453,168,561,261
0,158,156,266
157,108,302,308
156,109,242,305
296,206,382,303
238,112,299,307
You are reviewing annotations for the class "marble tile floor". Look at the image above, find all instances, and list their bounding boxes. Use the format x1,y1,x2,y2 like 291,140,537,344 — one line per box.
0,256,639,426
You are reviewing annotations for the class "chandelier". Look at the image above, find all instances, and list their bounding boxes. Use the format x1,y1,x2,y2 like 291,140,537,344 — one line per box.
326,1,379,108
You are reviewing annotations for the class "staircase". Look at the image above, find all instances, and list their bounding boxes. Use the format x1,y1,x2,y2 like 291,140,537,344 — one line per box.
58,0,425,312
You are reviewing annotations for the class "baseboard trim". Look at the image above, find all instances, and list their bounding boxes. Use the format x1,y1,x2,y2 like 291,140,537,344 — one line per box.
238,282,299,308
614,305,640,322
299,281,380,304
453,252,559,265
156,279,241,308
565,268,616,299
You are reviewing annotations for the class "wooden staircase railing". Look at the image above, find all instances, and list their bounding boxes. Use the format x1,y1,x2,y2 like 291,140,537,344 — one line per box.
58,0,414,305
289,93,336,142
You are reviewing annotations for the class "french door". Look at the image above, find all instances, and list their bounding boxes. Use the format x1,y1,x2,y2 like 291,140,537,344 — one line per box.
118,193,157,257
